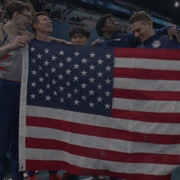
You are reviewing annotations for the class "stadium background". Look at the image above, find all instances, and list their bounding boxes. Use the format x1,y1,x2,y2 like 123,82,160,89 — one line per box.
1,0,180,44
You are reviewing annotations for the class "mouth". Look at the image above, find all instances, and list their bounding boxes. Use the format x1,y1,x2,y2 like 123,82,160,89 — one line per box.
138,35,144,42
47,24,52,28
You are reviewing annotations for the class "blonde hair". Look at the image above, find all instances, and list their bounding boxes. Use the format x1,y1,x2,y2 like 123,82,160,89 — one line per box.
129,11,152,24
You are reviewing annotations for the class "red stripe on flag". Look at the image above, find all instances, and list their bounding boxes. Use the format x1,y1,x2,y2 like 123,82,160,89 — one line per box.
113,88,180,100
112,109,180,123
26,160,172,180
26,116,180,144
114,48,180,60
114,68,180,80
26,138,180,165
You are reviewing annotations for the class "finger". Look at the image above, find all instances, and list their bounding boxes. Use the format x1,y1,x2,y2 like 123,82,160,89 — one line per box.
169,34,173,40
17,35,30,42
172,34,180,43
21,36,30,42
176,35,180,43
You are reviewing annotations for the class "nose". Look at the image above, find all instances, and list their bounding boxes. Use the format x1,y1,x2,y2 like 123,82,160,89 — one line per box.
76,37,81,42
134,31,139,38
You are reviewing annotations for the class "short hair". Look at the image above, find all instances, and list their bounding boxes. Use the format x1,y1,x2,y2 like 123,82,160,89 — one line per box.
129,11,152,24
5,1,33,20
96,14,112,37
31,12,48,33
68,26,90,38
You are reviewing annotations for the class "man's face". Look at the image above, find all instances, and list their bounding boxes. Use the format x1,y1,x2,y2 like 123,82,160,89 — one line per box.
71,33,88,46
102,17,119,34
17,10,32,31
131,20,152,42
35,15,52,33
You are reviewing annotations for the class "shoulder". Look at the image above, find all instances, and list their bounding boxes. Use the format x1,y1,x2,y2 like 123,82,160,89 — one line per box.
150,34,179,48
0,29,5,45
117,32,134,39
19,30,35,39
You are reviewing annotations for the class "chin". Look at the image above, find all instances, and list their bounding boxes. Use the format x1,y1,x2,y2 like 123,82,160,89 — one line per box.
19,26,26,31
139,39,144,42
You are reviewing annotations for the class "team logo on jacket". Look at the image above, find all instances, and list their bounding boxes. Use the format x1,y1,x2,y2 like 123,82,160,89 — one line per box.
152,40,161,48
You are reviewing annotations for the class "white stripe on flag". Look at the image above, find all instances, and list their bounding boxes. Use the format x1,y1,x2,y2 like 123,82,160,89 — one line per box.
113,98,180,113
114,78,180,91
26,148,179,175
26,126,180,155
27,106,180,135
115,57,180,70
19,44,29,171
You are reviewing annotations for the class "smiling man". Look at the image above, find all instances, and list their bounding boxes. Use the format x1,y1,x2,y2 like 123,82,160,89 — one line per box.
30,11,70,45
31,12,53,42
129,11,180,48
93,13,180,47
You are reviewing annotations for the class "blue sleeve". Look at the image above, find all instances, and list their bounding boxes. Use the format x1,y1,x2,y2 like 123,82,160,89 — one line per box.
126,32,140,47
171,38,180,48
155,26,172,35
93,41,107,47
116,32,140,47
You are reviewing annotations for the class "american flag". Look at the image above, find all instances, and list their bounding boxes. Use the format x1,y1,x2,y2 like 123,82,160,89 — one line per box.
19,39,180,180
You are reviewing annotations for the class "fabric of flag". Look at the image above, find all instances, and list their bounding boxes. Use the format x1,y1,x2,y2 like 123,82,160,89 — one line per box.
19,39,180,180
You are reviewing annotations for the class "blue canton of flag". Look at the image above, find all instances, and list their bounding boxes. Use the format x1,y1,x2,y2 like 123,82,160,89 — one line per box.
27,40,114,116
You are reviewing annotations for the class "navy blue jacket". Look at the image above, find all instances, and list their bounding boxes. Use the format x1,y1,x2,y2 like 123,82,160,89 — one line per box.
95,26,177,48
137,34,180,49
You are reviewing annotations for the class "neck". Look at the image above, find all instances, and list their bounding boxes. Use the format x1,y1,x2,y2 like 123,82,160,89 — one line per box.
35,32,50,42
150,30,156,37
103,32,116,40
3,20,19,36
103,33,113,40
147,30,156,40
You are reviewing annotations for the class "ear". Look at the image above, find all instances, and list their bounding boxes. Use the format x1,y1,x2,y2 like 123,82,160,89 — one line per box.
13,11,19,19
148,20,153,27
34,23,39,30
101,26,106,32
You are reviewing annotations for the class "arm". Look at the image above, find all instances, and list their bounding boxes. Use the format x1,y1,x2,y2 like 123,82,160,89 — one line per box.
167,26,180,43
49,36,72,45
91,39,103,46
0,35,30,59
155,26,180,43
118,32,140,48
20,29,72,44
